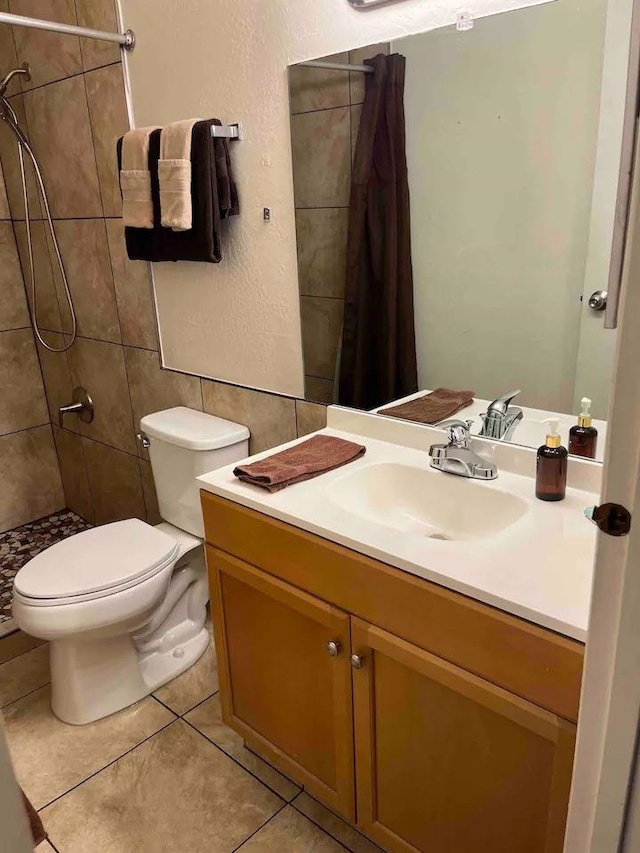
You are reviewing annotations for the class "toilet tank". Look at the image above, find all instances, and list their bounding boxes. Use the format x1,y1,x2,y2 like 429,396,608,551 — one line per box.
140,407,250,539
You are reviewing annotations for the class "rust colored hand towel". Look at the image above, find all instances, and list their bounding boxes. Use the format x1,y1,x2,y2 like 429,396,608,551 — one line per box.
21,790,46,846
381,388,475,425
234,434,366,492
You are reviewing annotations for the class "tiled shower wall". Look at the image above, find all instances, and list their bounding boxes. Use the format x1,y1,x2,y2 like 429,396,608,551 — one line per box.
0,0,326,529
0,163,63,532
290,44,389,404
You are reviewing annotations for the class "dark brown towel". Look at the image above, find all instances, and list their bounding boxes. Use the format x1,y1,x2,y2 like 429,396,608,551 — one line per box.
116,119,239,263
381,388,475,425
234,434,366,492
21,790,46,846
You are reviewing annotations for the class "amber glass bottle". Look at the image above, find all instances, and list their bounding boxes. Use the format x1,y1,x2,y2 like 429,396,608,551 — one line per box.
569,397,598,459
536,419,567,501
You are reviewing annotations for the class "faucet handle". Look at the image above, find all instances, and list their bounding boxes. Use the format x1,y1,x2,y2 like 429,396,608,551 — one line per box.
445,419,473,448
491,389,522,413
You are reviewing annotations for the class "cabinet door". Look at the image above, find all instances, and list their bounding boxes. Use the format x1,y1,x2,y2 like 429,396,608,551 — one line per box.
208,547,355,819
351,617,576,853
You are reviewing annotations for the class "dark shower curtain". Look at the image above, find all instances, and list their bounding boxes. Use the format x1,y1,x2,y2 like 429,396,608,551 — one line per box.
338,53,418,410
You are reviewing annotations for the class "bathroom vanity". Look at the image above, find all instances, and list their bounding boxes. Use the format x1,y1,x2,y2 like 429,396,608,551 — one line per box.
199,412,597,853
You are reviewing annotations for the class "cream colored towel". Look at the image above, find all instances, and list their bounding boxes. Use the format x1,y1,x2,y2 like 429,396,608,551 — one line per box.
158,118,201,231
120,127,159,229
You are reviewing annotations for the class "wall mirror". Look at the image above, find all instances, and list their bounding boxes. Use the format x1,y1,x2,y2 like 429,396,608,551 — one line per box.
288,0,620,461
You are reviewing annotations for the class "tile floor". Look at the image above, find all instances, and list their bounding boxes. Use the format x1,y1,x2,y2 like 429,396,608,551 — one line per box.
0,511,92,636
0,618,382,852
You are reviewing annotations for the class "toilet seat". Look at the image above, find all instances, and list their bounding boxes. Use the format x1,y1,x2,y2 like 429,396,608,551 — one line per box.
13,519,180,606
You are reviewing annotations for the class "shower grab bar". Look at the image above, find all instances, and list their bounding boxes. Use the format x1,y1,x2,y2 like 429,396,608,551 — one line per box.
0,11,135,50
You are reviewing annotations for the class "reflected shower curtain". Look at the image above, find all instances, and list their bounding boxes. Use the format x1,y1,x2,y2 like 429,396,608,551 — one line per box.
338,53,418,410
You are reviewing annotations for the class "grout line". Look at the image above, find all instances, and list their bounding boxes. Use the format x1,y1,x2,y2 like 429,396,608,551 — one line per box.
37,712,178,813
289,788,370,853
0,680,51,712
180,715,297,804
0,421,52,440
18,60,123,97
231,802,289,852
291,101,352,118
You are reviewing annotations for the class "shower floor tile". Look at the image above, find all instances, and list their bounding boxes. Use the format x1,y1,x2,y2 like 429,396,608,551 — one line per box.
0,510,92,636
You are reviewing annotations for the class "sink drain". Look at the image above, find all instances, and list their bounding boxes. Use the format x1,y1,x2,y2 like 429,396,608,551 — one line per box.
426,532,451,541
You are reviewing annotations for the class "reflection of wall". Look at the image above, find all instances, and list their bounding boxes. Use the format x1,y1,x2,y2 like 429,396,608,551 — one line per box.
574,0,632,420
290,45,389,403
397,0,607,413
121,0,552,399
0,163,63,531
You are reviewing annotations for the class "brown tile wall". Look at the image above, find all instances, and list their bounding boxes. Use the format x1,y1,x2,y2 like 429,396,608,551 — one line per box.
289,45,390,404
0,0,327,529
0,161,64,533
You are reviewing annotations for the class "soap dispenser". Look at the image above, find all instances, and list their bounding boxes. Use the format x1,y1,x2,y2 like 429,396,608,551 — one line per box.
536,418,567,502
569,397,598,459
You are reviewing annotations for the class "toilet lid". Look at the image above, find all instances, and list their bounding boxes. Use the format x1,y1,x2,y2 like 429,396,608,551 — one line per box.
14,519,180,601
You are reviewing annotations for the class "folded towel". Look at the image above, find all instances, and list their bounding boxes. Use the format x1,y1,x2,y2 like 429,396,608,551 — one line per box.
117,119,239,263
120,127,160,228
159,118,200,231
381,388,475,425
234,434,366,492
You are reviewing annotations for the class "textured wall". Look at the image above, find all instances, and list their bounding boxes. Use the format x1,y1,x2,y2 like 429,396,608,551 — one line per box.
0,0,329,529
121,0,553,397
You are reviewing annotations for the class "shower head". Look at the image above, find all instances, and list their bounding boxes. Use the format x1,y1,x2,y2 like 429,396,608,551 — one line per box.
0,63,31,97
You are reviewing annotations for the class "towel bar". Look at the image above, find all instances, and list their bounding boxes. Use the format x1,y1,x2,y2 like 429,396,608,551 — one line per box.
211,123,243,140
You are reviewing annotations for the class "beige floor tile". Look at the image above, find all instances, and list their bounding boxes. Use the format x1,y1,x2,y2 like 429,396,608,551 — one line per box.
0,630,44,665
186,694,301,802
0,644,50,708
153,639,219,716
237,805,344,852
3,687,174,810
293,793,383,853
42,719,283,853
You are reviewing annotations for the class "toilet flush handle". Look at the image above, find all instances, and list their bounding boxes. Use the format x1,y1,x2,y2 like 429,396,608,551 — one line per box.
136,432,150,449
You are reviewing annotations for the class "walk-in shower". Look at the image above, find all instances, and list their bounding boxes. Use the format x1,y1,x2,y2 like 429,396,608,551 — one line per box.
0,62,77,352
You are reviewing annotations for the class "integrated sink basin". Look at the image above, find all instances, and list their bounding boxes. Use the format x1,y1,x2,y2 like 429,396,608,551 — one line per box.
326,462,528,541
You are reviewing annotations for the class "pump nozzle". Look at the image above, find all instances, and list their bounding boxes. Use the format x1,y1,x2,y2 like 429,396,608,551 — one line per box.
542,418,561,448
579,397,593,427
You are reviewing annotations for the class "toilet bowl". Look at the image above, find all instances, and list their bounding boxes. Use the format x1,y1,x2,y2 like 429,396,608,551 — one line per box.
12,407,250,725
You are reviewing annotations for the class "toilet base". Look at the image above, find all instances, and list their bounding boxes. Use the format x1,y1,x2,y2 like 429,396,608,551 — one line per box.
50,629,210,725
139,627,209,695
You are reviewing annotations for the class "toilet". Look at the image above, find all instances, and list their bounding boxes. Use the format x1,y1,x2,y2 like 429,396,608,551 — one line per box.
12,407,249,726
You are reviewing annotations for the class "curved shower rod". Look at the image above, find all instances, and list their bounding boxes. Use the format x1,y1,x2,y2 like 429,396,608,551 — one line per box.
0,11,135,50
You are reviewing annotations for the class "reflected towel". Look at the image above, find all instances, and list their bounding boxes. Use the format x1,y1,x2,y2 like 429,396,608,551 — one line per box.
159,118,200,231
234,434,366,492
120,127,160,228
381,388,475,424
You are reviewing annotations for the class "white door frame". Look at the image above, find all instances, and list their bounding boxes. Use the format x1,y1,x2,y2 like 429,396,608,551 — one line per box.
563,101,640,853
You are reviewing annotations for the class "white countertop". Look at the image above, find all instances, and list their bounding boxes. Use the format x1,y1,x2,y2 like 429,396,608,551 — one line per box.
199,416,598,642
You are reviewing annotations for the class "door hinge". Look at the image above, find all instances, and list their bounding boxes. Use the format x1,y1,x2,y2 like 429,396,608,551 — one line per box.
587,503,632,537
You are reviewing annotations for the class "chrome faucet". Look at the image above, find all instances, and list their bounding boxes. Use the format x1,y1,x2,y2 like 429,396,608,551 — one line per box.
429,420,498,480
479,389,523,441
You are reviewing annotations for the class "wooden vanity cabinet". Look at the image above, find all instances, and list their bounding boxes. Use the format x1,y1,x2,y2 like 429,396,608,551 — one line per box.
209,550,356,819
351,618,576,853
203,492,583,853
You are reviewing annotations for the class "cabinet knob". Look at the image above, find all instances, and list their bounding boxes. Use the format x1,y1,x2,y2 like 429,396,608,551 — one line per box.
351,654,364,669
327,641,340,657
